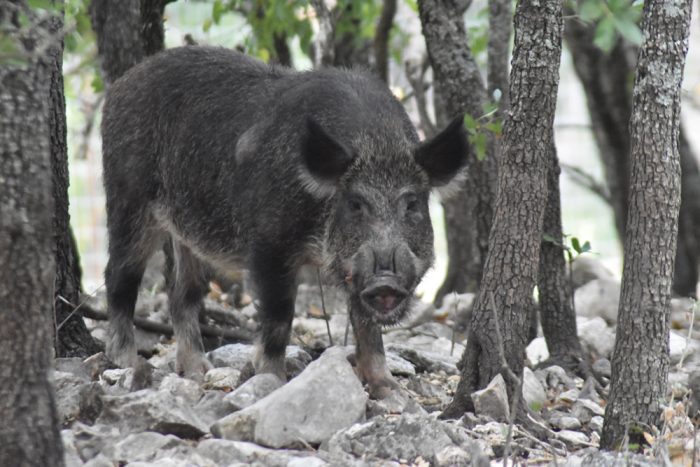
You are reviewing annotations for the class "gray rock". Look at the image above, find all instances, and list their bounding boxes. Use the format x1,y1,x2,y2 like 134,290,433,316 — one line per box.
385,343,459,374
525,337,550,365
56,358,90,381
574,279,620,324
208,343,254,370
207,344,312,380
101,368,133,392
204,367,242,390
326,413,484,464
98,389,208,438
72,422,121,462
385,351,416,377
558,389,580,403
471,374,509,422
53,371,104,425
159,373,204,404
82,352,117,381
592,358,612,378
439,292,476,330
111,432,182,463
557,430,590,447
196,439,320,467
62,430,84,467
549,411,582,430
195,390,237,426
670,330,699,365
366,389,427,418
589,415,604,433
578,317,615,359
571,399,605,424
224,373,284,411
522,367,547,411
82,454,114,467
536,365,576,391
211,347,367,447
571,256,616,289
579,451,664,466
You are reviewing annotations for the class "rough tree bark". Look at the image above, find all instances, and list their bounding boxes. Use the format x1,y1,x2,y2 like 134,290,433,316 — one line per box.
0,3,64,465
373,0,396,83
418,0,498,307
538,154,584,373
565,8,700,297
89,0,169,85
600,0,692,449
51,5,102,358
441,0,563,417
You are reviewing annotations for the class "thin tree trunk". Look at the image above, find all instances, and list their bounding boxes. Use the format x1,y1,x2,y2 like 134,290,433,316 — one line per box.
0,3,64,465
374,0,397,83
442,0,563,418
565,7,700,298
418,0,498,306
51,5,102,358
601,0,692,449
538,153,584,373
487,0,512,112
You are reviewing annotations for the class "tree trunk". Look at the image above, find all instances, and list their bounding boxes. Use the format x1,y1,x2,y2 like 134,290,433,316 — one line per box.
373,0,397,83
90,0,168,85
538,154,584,373
51,6,102,358
0,3,64,465
442,0,563,418
418,0,498,307
565,7,700,298
600,0,691,449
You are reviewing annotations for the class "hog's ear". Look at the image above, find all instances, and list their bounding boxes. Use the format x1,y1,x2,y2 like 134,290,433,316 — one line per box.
414,116,470,192
300,118,355,197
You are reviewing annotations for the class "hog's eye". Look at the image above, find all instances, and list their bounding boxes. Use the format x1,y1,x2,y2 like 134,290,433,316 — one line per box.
405,197,419,213
347,197,365,215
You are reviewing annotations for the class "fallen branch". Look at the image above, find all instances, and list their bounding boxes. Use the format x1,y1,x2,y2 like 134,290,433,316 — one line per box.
80,304,253,343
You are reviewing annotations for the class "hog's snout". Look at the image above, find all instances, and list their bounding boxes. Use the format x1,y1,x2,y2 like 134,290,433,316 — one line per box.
360,275,409,313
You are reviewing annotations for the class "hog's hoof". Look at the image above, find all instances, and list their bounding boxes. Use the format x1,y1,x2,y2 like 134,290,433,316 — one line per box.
176,353,213,382
367,376,400,400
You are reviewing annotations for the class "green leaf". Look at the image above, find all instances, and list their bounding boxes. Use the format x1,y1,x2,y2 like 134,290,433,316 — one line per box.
463,114,477,131
571,237,582,254
471,132,487,161
593,15,617,52
91,73,104,93
27,0,56,11
579,0,604,22
580,241,592,253
613,17,643,45
484,120,502,136
212,0,225,24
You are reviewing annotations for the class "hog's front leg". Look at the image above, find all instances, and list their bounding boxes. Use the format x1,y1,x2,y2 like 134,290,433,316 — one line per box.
250,247,297,381
349,298,399,399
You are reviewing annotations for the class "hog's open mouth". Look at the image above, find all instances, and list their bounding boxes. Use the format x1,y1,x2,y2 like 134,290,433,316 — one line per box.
359,273,411,324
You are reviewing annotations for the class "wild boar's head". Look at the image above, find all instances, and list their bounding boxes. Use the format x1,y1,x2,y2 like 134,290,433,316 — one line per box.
300,115,470,325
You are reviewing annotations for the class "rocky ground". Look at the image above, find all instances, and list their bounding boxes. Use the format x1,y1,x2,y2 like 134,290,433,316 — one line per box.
55,257,700,466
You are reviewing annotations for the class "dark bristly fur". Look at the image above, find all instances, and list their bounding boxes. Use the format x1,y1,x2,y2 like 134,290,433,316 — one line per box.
102,46,469,397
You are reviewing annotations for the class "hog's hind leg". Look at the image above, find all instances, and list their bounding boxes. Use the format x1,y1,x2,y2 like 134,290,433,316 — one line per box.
250,247,297,381
165,240,213,381
105,212,161,369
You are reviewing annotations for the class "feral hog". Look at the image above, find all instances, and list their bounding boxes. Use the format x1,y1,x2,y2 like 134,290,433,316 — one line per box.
102,46,468,398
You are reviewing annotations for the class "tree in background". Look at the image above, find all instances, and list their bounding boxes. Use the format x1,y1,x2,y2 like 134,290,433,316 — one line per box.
53,0,102,358
565,0,700,298
601,0,692,448
441,0,564,417
0,2,64,465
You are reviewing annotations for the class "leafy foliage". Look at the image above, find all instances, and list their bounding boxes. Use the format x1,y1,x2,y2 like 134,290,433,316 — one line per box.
575,0,643,52
463,102,502,161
